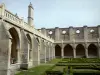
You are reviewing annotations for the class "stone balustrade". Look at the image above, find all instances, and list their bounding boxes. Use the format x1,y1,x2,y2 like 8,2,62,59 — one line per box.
0,4,54,43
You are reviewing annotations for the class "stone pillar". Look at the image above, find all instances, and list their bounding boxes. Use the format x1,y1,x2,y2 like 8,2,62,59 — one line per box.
84,25,88,58
98,46,100,58
0,21,12,75
84,25,88,40
20,30,29,69
69,26,74,41
54,45,55,58
38,44,40,65
98,25,100,38
73,48,76,58
52,45,55,59
51,49,53,59
37,44,40,65
50,44,53,59
97,25,100,58
51,44,54,59
61,47,64,58
55,27,60,41
40,38,44,63
33,36,38,66
32,35,34,66
50,44,52,59
44,44,46,63
46,42,50,61
49,45,51,61
73,40,76,58
61,41,64,58
41,28,47,36
45,42,48,62
85,48,88,58
84,26,88,39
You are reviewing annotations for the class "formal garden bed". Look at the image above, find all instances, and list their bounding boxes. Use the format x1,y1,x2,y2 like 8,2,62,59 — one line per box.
61,58,100,63
15,65,52,75
15,58,61,75
15,58,100,75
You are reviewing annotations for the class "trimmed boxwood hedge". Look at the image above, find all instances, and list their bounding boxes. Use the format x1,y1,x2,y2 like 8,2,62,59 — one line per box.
42,58,100,75
61,58,100,63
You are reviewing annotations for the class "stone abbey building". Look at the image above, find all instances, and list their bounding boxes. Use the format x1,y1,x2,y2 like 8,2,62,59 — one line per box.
0,3,100,75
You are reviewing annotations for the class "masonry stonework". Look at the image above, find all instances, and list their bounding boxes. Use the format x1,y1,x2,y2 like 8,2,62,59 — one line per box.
41,26,100,58
0,3,100,75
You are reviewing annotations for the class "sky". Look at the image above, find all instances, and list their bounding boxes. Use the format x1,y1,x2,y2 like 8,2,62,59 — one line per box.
0,0,100,28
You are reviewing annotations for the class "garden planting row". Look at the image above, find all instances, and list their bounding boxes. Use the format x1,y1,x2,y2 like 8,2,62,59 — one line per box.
61,58,100,63
42,58,100,75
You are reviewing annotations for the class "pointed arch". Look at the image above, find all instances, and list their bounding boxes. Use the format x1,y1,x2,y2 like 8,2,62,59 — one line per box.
9,27,20,64
76,44,85,58
64,44,73,58
55,44,61,58
26,34,32,60
88,44,98,58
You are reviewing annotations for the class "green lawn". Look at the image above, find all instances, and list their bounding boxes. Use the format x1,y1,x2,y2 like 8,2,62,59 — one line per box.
46,58,62,64
15,58,61,75
15,58,100,75
15,65,52,75
52,66,66,72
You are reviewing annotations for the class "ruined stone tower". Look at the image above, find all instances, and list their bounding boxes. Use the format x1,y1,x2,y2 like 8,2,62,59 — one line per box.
28,2,34,26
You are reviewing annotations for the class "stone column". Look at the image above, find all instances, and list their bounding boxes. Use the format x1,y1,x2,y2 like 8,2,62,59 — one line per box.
46,42,49,61
98,25,100,39
44,44,46,63
84,25,88,40
61,41,64,58
0,22,12,75
38,44,40,65
49,44,51,60
51,44,54,59
20,30,29,69
98,47,100,58
50,44,52,59
51,49,53,59
52,45,55,59
84,25,89,58
97,25,100,58
85,48,88,58
73,40,76,58
54,45,55,58
33,36,40,66
73,48,76,58
32,35,34,66
69,26,74,41
49,45,51,61
61,47,64,58
40,38,44,63
55,27,60,41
